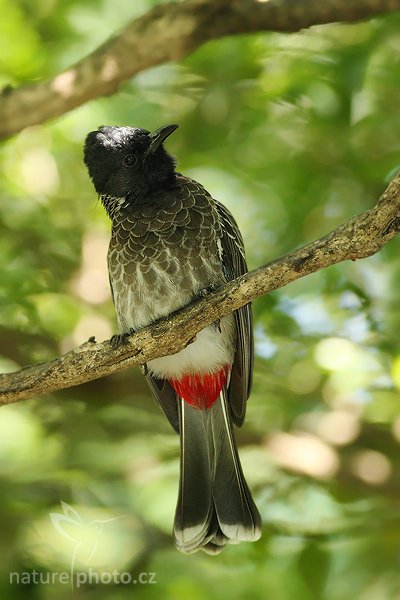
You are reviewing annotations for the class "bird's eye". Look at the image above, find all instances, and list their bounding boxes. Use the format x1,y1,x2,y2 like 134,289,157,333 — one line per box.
123,154,137,167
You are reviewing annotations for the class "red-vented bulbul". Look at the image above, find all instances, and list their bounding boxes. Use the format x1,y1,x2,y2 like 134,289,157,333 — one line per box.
84,124,261,554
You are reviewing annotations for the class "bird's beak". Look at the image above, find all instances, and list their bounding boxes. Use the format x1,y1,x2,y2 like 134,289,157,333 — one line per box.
147,124,179,154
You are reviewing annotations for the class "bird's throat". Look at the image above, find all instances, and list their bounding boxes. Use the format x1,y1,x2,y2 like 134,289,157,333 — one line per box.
169,366,230,410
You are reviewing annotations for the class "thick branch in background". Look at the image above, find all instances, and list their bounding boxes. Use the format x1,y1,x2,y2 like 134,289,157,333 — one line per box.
0,172,399,404
1,0,400,139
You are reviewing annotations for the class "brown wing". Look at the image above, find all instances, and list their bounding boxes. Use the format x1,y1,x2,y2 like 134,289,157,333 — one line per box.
215,201,253,427
145,375,180,433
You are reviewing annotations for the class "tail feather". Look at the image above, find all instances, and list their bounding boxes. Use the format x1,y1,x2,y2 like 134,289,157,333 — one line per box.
173,391,261,554
173,400,216,553
211,389,261,542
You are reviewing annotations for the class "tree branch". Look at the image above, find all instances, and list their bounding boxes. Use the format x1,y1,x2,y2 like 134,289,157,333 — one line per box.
1,0,400,139
0,173,399,404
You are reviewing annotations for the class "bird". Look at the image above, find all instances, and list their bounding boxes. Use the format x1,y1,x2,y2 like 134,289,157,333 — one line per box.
83,123,262,554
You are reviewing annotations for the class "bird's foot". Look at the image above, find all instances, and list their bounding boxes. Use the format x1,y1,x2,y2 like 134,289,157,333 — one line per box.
197,283,218,299
110,327,135,349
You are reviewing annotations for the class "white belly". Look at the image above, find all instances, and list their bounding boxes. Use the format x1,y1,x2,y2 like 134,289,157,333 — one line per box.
148,314,235,379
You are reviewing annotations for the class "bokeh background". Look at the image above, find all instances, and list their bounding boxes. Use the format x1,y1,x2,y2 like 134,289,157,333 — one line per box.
1,1,400,599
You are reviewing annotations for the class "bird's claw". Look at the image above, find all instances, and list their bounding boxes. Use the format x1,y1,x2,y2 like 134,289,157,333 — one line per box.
110,327,135,349
198,283,217,299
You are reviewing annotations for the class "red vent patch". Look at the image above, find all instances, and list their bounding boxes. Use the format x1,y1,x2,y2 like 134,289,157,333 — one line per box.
169,366,230,410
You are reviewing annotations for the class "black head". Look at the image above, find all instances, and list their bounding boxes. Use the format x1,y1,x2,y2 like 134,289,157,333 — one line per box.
83,124,178,202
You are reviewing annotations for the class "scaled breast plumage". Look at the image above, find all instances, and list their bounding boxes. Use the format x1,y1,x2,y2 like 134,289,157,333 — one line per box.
107,176,225,329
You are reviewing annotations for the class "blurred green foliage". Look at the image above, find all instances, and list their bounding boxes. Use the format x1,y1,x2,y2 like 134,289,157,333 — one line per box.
1,2,400,599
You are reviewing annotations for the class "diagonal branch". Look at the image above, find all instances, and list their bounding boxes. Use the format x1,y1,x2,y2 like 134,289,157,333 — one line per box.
1,0,400,139
0,172,399,405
